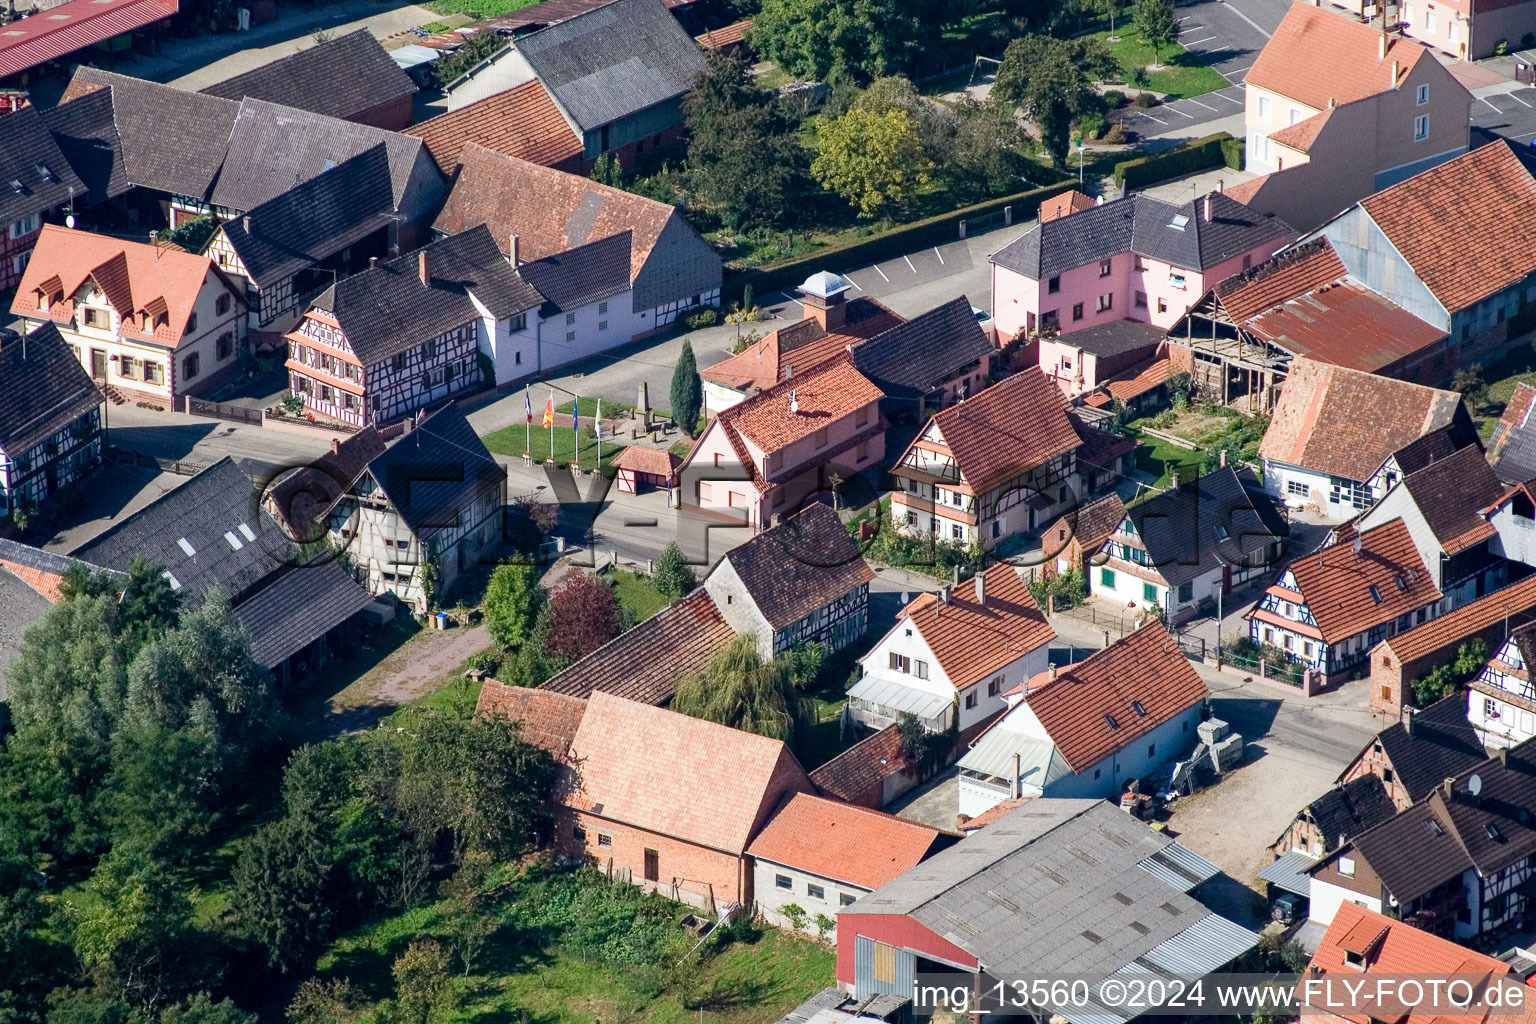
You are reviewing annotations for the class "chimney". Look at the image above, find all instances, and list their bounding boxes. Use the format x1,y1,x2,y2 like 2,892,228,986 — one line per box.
1379,33,1386,60
1497,746,1509,766
1338,833,1348,851
1048,662,1058,682
798,273,849,333
1391,59,1399,88
330,438,341,455
369,256,378,270
975,570,986,606
939,587,950,605
401,417,413,436
242,215,251,234
510,233,520,266
1403,706,1414,735
1442,777,1455,799
1219,448,1228,468
1203,194,1212,222
1010,752,1022,799
418,250,429,287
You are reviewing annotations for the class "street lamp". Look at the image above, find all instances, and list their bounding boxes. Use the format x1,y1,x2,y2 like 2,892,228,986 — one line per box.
1076,137,1084,187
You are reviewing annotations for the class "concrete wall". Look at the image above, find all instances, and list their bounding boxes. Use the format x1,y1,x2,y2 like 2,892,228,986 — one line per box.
753,859,865,939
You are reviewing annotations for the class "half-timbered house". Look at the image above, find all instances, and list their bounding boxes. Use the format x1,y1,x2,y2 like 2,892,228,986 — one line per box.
1248,519,1444,679
1467,624,1536,750
0,105,86,291
325,405,505,607
888,368,1088,549
285,226,540,426
0,322,103,517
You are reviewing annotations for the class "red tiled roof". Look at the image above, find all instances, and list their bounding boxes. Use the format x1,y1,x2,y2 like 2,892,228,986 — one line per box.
899,566,1055,687
1019,622,1207,772
611,445,680,478
1279,519,1442,642
564,690,813,855
1104,356,1171,401
1268,106,1334,153
1218,238,1348,322
1307,903,1510,1024
1360,142,1536,314
1259,357,1465,483
11,224,242,348
695,17,752,48
1039,189,1097,222
808,724,909,802
1243,279,1446,374
475,680,588,758
1247,3,1429,110
0,0,178,78
700,298,902,392
1223,175,1266,207
960,796,1035,830
746,792,943,889
1376,574,1536,664
405,80,583,174
713,355,882,455
541,588,734,705
910,368,1081,496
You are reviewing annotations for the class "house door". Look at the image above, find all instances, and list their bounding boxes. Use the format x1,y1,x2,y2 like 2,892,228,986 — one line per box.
90,349,107,378
643,848,659,882
1222,566,1232,593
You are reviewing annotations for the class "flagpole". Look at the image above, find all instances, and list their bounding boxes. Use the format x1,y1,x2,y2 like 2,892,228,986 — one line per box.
548,388,554,462
596,398,602,468
524,384,531,459
573,394,580,471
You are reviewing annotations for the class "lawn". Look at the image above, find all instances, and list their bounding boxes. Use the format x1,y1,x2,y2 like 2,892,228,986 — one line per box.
1086,27,1231,100
603,566,671,620
482,421,627,470
423,0,536,19
314,867,836,1024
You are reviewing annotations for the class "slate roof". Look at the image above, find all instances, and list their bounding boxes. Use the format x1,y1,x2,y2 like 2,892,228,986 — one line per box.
475,679,589,758
201,30,417,121
541,588,734,704
850,296,993,398
700,296,901,392
39,87,130,202
721,503,873,630
12,224,242,348
910,369,1082,496
848,799,1250,980
1364,694,1488,804
1054,318,1166,359
1020,622,1207,772
404,79,584,173
807,723,909,803
1298,774,1398,854
0,105,88,223
516,230,631,313
1359,142,1536,315
1121,466,1289,588
264,426,388,540
563,689,813,855
1275,519,1442,643
1395,444,1505,555
311,224,539,367
1248,3,1431,112
433,144,721,311
62,67,241,201
990,191,1291,280
508,0,704,133
219,144,399,288
747,792,945,890
1387,421,1483,478
1489,382,1536,485
0,323,102,457
232,561,375,669
71,457,295,603
209,97,431,213
362,404,504,538
898,566,1054,686
1259,358,1468,483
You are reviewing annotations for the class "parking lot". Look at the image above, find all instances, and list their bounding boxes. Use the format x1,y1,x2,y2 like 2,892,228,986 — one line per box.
1118,83,1248,139
1473,83,1536,146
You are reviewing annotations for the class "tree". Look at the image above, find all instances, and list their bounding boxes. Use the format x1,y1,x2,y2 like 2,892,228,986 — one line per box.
751,0,921,84
1411,638,1490,708
231,817,335,971
1452,364,1489,415
992,36,1118,165
686,101,807,228
287,979,361,1024
811,106,933,218
1133,0,1177,67
541,572,624,663
482,564,543,650
68,847,198,1013
669,340,703,438
671,634,809,742
652,541,695,601
947,97,1031,194
448,904,496,977
160,994,258,1024
1099,0,1123,37
589,154,624,188
432,32,503,88
391,940,454,1024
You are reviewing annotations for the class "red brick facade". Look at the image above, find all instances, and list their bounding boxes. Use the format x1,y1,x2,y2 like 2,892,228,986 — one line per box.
556,807,752,909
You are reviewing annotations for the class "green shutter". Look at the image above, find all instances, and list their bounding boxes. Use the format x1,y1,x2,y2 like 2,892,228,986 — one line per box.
1100,567,1115,588
1143,582,1157,603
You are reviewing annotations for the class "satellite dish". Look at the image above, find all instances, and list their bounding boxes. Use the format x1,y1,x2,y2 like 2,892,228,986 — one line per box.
900,592,910,605
64,214,75,229
1469,774,1483,797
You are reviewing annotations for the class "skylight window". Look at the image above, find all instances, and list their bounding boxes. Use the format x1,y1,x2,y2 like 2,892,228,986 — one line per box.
1132,700,1147,717
1215,525,1230,542
238,523,257,542
1169,214,1190,230
224,531,244,550
1427,819,1444,837
177,538,196,556
1368,585,1381,604
1394,574,1407,592
1105,713,1120,729
35,163,52,180
1486,823,1504,841
8,179,22,194
163,571,181,590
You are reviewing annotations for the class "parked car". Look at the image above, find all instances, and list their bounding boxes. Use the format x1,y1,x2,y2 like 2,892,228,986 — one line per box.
1272,892,1308,924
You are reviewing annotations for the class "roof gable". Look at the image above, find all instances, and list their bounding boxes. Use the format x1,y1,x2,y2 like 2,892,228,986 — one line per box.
201,29,417,120
898,566,1054,685
716,503,874,629
917,369,1081,495
1247,2,1433,109
0,322,102,454
1283,519,1441,641
361,404,503,536
711,355,883,456
404,79,583,173
1123,466,1288,587
1310,903,1508,997
475,679,588,758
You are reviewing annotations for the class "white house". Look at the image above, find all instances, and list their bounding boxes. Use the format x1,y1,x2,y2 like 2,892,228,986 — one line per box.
846,566,1055,738
745,792,946,940
1468,625,1536,750
956,622,1206,817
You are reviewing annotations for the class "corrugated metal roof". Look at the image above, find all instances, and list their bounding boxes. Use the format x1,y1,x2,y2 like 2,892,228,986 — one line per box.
0,0,177,78
1140,913,1261,975
957,724,1070,789
1135,843,1221,892
1258,850,1318,896
847,675,953,721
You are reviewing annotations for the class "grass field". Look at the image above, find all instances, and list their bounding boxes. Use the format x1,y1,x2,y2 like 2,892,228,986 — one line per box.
604,567,671,620
1087,28,1231,100
481,421,626,469
423,0,536,19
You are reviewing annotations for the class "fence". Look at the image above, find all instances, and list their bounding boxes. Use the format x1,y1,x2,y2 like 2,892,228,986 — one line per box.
185,396,262,426
105,445,206,477
1217,647,1306,688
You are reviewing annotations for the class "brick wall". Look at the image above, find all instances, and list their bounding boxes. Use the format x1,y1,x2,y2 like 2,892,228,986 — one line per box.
1369,646,1406,720
554,807,750,910
0,556,65,601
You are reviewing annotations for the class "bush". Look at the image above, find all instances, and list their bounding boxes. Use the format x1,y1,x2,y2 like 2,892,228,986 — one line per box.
681,306,720,329
1078,113,1106,140
1028,567,1086,611
1133,90,1157,108
1102,89,1126,109
1114,132,1233,192
1103,123,1130,145
1219,136,1244,171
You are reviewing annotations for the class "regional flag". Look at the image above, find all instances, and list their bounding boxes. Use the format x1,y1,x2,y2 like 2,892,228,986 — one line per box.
542,395,554,427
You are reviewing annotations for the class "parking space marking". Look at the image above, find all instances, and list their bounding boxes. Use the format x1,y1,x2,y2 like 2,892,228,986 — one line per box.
1187,97,1218,111
1219,3,1272,37
1168,104,1196,117
903,254,917,273
1213,90,1244,104
842,275,863,292
872,263,890,282
1185,35,1217,45
933,246,945,265
1511,91,1532,108
1481,96,1503,111
1141,112,1168,125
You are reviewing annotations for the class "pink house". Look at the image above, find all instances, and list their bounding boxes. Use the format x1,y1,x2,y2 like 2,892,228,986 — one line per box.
988,191,1295,346
677,354,884,530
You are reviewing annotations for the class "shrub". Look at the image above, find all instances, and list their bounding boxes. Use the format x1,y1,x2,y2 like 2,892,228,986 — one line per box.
1078,113,1107,140
1102,89,1126,109
464,650,501,675
1133,90,1157,108
781,903,808,931
1103,123,1129,145
681,306,720,329
1114,132,1232,191
1219,136,1244,171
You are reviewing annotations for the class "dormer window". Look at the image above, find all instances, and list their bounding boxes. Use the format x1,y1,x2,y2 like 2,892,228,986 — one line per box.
35,290,46,311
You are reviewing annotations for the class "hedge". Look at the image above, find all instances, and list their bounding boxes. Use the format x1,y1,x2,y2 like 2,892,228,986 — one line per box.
723,179,1078,301
1113,132,1237,193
